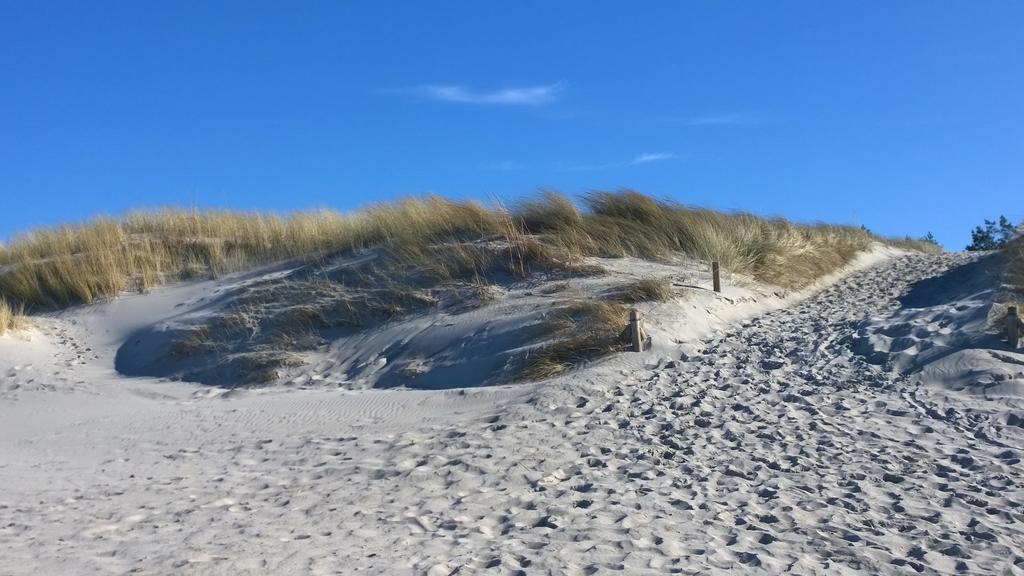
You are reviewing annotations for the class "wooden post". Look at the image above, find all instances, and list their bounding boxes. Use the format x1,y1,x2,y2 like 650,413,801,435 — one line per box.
1009,306,1021,349
629,309,642,352
712,261,721,293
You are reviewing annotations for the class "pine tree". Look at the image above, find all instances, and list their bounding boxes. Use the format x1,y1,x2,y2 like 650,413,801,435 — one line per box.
966,215,1018,251
998,215,1017,242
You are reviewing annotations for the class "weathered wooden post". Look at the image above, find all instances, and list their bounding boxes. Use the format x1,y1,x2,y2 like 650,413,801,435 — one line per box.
1009,306,1021,349
712,260,722,293
629,309,642,352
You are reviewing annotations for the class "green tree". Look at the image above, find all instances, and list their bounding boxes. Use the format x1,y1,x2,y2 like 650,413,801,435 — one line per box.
967,215,1017,251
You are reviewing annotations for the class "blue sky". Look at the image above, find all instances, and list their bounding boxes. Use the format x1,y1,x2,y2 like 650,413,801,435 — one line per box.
1,2,1020,249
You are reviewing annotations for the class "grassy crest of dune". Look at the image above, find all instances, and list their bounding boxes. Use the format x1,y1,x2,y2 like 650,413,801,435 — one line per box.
0,190,937,312
0,197,511,307
0,190,945,380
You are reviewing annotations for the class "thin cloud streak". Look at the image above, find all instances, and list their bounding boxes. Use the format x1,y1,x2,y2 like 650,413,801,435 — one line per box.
630,152,677,164
560,152,681,172
415,82,564,106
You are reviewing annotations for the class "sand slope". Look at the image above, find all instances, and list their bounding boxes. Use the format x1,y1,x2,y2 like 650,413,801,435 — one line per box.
854,251,1024,397
2,250,1023,574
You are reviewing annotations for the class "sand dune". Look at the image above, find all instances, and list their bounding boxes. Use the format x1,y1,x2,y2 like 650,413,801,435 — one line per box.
2,248,1023,574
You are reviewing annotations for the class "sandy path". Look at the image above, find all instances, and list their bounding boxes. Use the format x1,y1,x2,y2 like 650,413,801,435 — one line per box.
3,253,1023,575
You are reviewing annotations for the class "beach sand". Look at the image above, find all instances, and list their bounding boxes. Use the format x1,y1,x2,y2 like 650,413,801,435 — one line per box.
2,249,1022,574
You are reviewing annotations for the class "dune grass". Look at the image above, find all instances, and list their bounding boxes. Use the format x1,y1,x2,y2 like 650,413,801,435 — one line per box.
0,190,939,313
517,191,939,288
885,236,945,254
1004,236,1024,294
519,300,631,380
0,197,510,308
0,296,26,335
610,277,674,304
979,235,1023,338
0,189,947,380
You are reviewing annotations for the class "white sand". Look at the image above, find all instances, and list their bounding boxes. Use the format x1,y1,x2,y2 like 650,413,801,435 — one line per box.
2,248,1023,574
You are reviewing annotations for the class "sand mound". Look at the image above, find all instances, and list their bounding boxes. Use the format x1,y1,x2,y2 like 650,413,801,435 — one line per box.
103,246,826,390
6,247,1024,574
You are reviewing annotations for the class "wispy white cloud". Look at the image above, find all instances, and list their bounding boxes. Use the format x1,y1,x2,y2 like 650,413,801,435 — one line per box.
560,152,681,172
415,82,564,106
629,152,677,165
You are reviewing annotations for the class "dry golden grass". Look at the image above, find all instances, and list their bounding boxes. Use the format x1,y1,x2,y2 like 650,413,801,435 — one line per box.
515,190,585,233
0,190,940,311
519,300,631,380
0,197,508,307
610,277,673,303
0,296,26,335
515,190,932,288
883,235,945,255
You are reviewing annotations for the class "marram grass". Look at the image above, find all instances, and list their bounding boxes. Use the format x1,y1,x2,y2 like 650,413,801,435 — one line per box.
0,296,26,335
0,190,940,311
